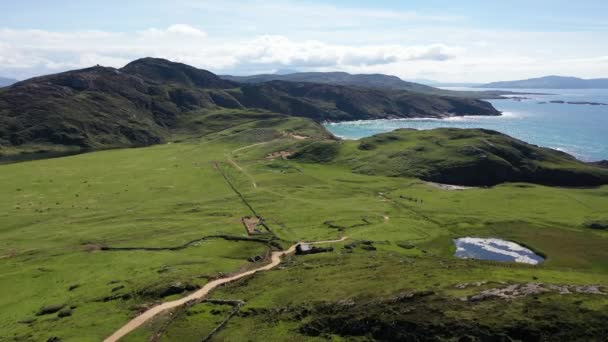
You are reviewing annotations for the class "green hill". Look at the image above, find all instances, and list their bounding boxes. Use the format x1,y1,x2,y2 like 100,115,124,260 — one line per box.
0,58,499,157
236,80,499,121
290,128,608,186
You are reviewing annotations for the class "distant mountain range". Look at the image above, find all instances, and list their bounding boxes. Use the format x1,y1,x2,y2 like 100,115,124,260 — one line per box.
0,77,17,87
478,76,608,89
221,72,504,98
405,79,483,88
221,72,440,93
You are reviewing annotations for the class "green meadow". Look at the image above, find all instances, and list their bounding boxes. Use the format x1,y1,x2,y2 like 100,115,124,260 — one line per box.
1,114,607,341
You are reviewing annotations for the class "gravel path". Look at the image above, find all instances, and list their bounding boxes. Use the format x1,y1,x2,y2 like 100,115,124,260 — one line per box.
103,237,348,342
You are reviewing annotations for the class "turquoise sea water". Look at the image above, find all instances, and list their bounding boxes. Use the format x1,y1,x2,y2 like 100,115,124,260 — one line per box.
324,88,608,161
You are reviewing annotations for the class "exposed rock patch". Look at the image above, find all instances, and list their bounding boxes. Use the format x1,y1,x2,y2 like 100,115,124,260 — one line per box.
454,281,488,289
465,283,606,301
265,151,294,160
426,182,476,191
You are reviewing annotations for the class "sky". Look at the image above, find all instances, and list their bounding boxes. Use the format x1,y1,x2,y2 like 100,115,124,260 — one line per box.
1,0,608,82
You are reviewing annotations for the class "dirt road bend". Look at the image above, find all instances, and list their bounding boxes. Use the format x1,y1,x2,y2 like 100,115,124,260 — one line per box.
103,237,348,342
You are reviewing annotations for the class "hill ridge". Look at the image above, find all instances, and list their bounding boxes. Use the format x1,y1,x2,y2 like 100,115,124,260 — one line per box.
0,57,499,156
479,75,608,89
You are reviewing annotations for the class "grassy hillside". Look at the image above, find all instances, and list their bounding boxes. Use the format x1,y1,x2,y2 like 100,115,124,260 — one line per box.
236,81,499,122
1,116,607,341
290,128,608,186
0,58,500,158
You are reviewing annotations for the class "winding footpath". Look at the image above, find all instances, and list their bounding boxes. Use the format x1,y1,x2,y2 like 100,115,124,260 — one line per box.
103,237,348,342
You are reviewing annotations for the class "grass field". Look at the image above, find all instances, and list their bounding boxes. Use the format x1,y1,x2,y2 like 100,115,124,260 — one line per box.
1,115,607,341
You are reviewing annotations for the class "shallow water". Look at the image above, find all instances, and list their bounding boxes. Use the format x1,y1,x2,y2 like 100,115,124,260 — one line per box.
453,237,544,265
324,88,608,161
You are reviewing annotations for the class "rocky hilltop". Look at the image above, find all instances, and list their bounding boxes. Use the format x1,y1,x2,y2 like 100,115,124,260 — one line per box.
290,128,608,186
0,58,499,155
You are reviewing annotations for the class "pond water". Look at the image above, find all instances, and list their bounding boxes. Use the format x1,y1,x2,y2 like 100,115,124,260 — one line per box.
453,237,544,265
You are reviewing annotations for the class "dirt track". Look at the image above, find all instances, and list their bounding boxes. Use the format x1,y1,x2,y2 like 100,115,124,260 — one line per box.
103,237,348,342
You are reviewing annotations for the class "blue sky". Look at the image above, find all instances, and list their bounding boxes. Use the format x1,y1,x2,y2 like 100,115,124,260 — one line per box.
1,0,607,81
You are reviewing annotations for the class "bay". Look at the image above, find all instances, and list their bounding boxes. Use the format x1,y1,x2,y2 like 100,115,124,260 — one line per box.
324,88,608,161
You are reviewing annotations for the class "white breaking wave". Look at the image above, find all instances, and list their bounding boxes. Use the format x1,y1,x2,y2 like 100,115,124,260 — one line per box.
325,111,522,127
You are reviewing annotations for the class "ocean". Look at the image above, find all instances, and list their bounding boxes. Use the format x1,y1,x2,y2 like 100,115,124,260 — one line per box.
324,88,608,162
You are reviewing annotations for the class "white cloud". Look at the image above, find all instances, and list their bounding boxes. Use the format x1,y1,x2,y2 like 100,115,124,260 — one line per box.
0,20,607,82
0,27,460,79
1,1,607,81
234,36,457,68
166,24,207,37
138,24,207,39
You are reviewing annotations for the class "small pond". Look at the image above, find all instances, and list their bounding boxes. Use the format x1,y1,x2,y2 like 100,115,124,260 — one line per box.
453,237,544,265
